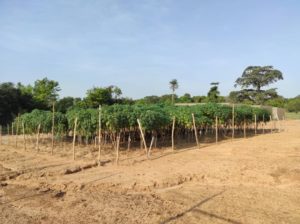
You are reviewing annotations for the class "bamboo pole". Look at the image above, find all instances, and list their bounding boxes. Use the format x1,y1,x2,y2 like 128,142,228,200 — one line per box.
171,116,176,151
98,105,102,166
72,118,78,160
192,113,199,148
36,124,41,152
127,134,131,151
243,118,246,138
254,114,257,135
11,123,14,144
263,114,265,134
137,119,148,158
51,102,55,155
148,136,155,158
16,115,19,148
232,104,235,139
22,122,26,151
7,124,10,145
115,133,120,165
215,116,218,144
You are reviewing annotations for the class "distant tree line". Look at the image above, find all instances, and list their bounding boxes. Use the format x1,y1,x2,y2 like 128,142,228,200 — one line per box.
0,65,299,125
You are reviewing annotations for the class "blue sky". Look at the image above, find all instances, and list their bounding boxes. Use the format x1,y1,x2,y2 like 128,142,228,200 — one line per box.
0,0,299,99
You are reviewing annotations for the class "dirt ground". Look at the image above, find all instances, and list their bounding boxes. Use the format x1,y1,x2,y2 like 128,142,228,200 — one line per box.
1,120,300,224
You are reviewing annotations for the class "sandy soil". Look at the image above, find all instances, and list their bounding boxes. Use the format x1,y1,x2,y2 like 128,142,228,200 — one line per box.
1,120,300,224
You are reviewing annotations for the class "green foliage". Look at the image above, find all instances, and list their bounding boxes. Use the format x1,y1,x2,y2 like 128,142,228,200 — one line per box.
178,93,193,103
56,97,82,113
18,109,67,134
66,108,98,137
286,97,300,113
84,85,124,108
85,87,113,108
265,96,286,108
0,82,35,125
32,78,60,108
207,86,220,103
232,66,283,105
169,79,179,104
14,104,271,139
139,106,171,131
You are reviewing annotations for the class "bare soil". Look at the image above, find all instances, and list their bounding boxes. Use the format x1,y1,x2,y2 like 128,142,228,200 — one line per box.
1,120,300,224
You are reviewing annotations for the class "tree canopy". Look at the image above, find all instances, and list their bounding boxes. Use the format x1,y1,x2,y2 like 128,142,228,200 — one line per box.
286,97,300,113
169,79,179,104
207,82,220,103
32,78,61,107
230,66,283,105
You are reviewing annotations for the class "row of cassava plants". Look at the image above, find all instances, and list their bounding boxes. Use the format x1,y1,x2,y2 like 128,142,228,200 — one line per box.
6,104,272,163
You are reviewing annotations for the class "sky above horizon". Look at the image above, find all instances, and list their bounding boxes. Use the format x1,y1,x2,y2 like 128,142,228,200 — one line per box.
0,0,299,99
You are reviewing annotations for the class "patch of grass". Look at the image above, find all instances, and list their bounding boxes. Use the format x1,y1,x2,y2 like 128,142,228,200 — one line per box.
286,112,300,120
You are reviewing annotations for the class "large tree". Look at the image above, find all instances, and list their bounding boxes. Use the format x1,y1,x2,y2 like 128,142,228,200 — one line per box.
230,66,283,105
178,93,193,103
32,78,61,108
169,79,179,104
0,82,35,125
56,97,82,113
286,96,300,113
207,82,220,103
84,86,116,107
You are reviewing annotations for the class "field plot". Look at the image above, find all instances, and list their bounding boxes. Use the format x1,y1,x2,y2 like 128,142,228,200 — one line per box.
1,120,300,224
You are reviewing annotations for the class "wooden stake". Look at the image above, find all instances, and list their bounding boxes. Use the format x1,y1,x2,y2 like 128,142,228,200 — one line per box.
192,113,199,148
115,133,120,165
137,119,148,158
263,114,265,134
148,136,155,158
232,104,235,139
254,114,257,135
270,115,273,133
7,124,10,145
36,124,41,152
16,115,19,148
215,116,218,144
243,118,246,138
72,118,78,160
98,105,102,166
51,102,55,155
171,116,176,151
127,134,131,151
22,122,26,151
11,123,14,140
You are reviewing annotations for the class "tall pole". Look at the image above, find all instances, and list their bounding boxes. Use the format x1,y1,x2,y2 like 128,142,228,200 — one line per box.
51,102,55,155
137,119,148,158
232,104,235,139
36,124,41,152
16,115,19,148
72,118,78,160
7,124,10,145
215,116,218,144
22,122,26,151
192,113,200,148
98,105,102,166
171,116,176,151
254,114,257,135
244,117,246,138
263,114,265,134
